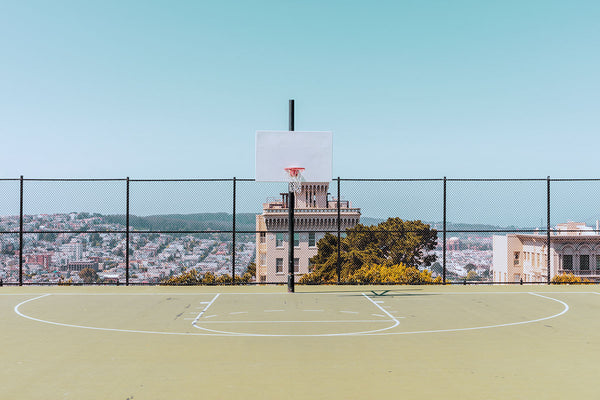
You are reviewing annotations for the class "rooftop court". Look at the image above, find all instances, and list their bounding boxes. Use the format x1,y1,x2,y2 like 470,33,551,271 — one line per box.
2,285,599,399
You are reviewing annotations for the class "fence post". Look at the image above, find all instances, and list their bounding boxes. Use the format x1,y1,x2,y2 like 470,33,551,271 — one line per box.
287,99,295,293
232,177,236,284
19,175,24,286
337,177,341,284
547,176,551,284
442,177,447,284
125,177,130,286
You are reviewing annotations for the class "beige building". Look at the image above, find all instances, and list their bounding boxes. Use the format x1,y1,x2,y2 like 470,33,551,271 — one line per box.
492,222,600,282
255,183,361,283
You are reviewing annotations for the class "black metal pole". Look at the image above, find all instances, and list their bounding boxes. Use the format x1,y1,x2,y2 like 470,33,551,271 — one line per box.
288,99,295,293
125,177,130,286
232,177,236,283
288,191,295,292
442,176,447,284
19,175,24,286
337,177,341,284
547,176,551,284
289,99,295,131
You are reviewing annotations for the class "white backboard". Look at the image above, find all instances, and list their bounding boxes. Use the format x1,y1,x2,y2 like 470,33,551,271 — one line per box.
255,131,333,182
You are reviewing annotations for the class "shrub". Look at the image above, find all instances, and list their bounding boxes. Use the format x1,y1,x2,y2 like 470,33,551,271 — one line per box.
299,263,442,285
349,263,442,284
161,269,252,285
551,273,591,284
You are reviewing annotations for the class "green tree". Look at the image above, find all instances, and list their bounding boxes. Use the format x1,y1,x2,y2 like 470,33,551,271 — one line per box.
305,218,438,283
246,262,256,277
39,232,58,242
430,262,443,276
79,267,99,283
466,270,479,281
465,263,477,272
89,233,102,247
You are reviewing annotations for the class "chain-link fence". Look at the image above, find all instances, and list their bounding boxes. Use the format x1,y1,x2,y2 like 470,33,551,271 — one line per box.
1,176,598,285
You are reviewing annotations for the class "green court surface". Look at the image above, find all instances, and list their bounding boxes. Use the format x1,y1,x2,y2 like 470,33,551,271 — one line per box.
2,285,599,399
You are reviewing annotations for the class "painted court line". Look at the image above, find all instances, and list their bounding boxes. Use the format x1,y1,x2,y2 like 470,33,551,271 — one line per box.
367,292,570,336
11,292,575,338
190,294,403,337
192,294,220,325
362,293,401,324
195,320,392,324
340,311,359,314
13,294,224,336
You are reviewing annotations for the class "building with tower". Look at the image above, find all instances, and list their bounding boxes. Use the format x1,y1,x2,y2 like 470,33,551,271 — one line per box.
255,183,361,282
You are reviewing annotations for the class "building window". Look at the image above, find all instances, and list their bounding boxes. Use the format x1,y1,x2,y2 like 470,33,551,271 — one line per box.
308,232,316,247
259,253,266,266
276,233,284,248
580,255,589,271
308,259,314,272
596,255,600,271
276,258,283,273
259,232,266,244
563,255,573,270
260,275,266,282
294,233,299,247
294,258,299,272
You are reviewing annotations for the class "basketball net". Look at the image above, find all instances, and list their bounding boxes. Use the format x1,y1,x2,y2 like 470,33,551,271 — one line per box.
284,167,305,194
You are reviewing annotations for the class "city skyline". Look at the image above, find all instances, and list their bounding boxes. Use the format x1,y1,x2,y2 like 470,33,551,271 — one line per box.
2,177,600,227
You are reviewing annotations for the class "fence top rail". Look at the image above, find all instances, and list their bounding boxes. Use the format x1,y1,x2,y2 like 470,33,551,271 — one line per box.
6,177,600,182
23,178,127,182
340,178,444,182
550,178,600,182
447,178,547,182
130,178,235,182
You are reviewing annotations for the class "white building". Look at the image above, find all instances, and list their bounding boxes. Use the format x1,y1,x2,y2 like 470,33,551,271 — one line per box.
255,183,360,283
60,241,84,262
492,222,600,282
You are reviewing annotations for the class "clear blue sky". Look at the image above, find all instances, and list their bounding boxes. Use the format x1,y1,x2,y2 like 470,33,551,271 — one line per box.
2,0,599,179
1,1,599,224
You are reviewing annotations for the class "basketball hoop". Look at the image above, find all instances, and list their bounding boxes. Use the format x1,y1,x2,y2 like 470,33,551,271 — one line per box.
284,167,305,194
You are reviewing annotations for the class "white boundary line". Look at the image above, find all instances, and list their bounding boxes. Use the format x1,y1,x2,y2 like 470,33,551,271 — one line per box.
361,293,400,320
12,292,573,337
366,293,570,336
189,293,401,337
193,320,393,324
192,294,220,325
14,294,221,336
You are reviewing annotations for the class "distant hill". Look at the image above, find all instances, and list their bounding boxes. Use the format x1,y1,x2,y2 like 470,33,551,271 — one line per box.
101,213,536,236
357,217,536,237
103,213,257,232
